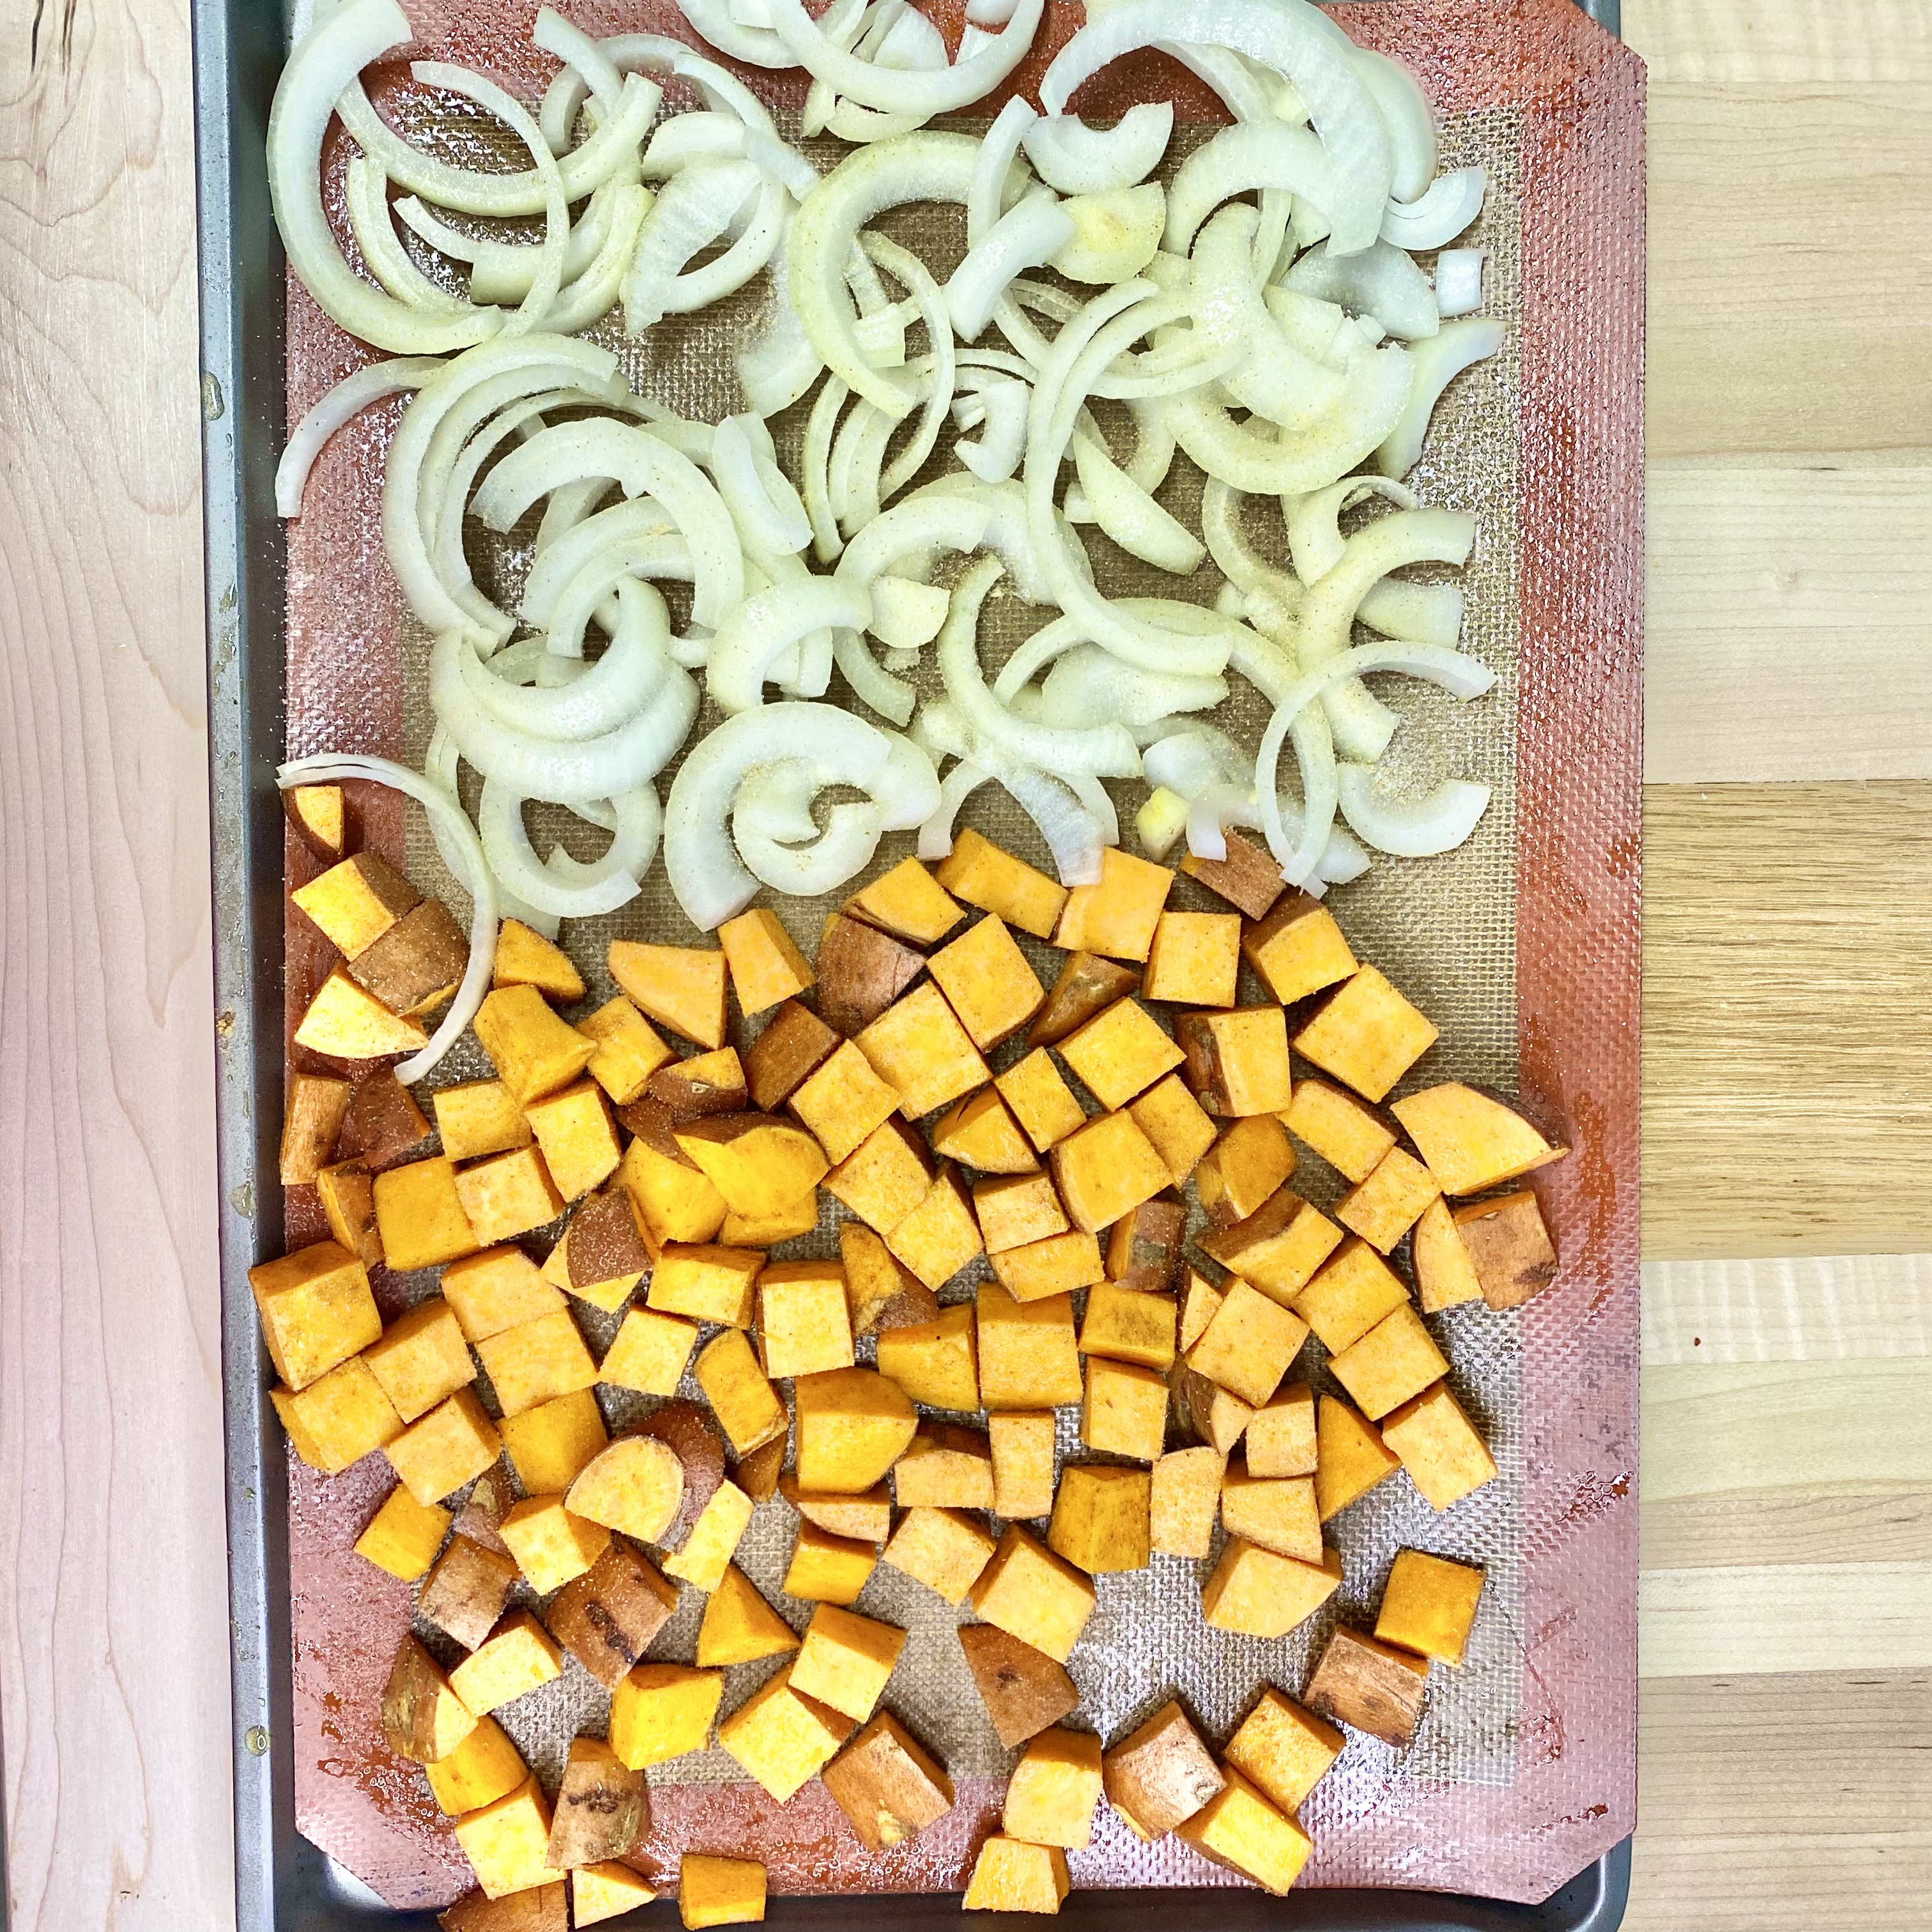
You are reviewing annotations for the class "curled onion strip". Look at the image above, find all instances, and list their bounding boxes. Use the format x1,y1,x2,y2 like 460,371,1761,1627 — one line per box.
1162,119,1335,258
1381,166,1487,251
919,760,993,859
1283,238,1440,342
1376,316,1505,480
1023,103,1174,195
763,0,1045,116
342,157,471,317
1337,764,1491,857
277,356,442,518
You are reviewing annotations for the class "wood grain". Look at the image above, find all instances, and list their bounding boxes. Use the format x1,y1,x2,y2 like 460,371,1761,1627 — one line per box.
1644,1252,1932,1362
1625,0,1932,83
1642,783,1932,1260
0,4,236,1930
1639,1563,1932,1676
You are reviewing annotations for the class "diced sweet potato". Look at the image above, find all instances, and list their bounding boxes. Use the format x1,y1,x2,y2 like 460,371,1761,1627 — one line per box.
1103,1193,1185,1294
886,1165,985,1291
957,1623,1079,1747
697,1563,799,1667
647,1048,749,1122
935,829,1067,940
523,1080,621,1202
678,1854,767,1929
559,1188,652,1312
1178,827,1286,920
425,1717,528,1819
1337,1146,1440,1254
882,1505,998,1604
609,1662,724,1768
1328,1303,1450,1420
1314,1394,1401,1521
546,1544,679,1689
784,1521,880,1604
664,1480,755,1593
1079,1282,1177,1370
433,1079,533,1163
565,1433,687,1544
1241,890,1356,1005
284,781,345,862
492,918,585,1001
571,1864,656,1928
349,899,470,1016
844,855,964,946
475,1308,597,1418
315,1159,382,1266
996,1048,1088,1153
735,1433,785,1503
962,1839,1069,1914
279,1071,351,1185
1048,1462,1151,1573
383,1634,477,1763
974,1172,1068,1255
815,912,926,1038
1293,1238,1410,1354
744,999,839,1112
876,1303,980,1410
293,963,429,1060
928,913,1046,1052
1391,1082,1565,1196
451,1774,556,1901
648,1243,762,1328
822,1712,954,1851
1220,1462,1321,1563
977,1285,1082,1409
1172,1363,1254,1456
1188,1280,1308,1409
782,1476,893,1545
1049,1110,1169,1234
1246,1383,1316,1480
1284,1077,1397,1183
545,1737,648,1873
1004,1726,1104,1849
498,1495,610,1594
790,1602,907,1722
1380,1382,1498,1510
855,983,988,1120
248,1239,380,1392
1172,1766,1312,1896
502,1385,611,1497
1125,1071,1216,1184
1027,951,1140,1048
1142,910,1241,1008
1199,1188,1342,1302
932,1086,1038,1174
1059,998,1184,1111
272,1358,401,1474
1412,1197,1485,1313
1150,1445,1223,1559
989,1230,1107,1302
988,1411,1056,1521
1178,1269,1223,1353
292,851,420,958
715,1664,852,1802
1053,847,1172,962
673,1114,827,1219
1103,1701,1224,1840
837,1221,920,1335
1293,966,1438,1103
1304,1625,1430,1747
788,1039,899,1165
694,1328,788,1456
1080,1356,1168,1462
822,1116,932,1233
442,1246,563,1344
758,1258,855,1378
969,1524,1096,1662
449,1610,564,1717
364,1298,475,1423
473,985,595,1105
606,940,728,1049
1225,1688,1344,1815
1176,1006,1292,1118
1195,1116,1296,1229
1453,1189,1560,1308
618,1135,727,1248
353,1485,451,1582
793,1367,917,1492
1201,1540,1340,1639
1376,1547,1485,1666
454,1147,564,1251
717,907,813,1017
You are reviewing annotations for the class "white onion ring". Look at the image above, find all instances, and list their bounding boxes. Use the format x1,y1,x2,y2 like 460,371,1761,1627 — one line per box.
277,357,441,519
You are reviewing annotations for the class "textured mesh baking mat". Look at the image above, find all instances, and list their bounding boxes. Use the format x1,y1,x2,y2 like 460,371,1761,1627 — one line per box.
277,0,1642,1909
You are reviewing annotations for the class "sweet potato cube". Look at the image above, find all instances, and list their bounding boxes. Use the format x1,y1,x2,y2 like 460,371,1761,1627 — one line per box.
1059,999,1184,1111
935,829,1067,940
837,1222,920,1335
1337,1147,1440,1254
855,983,989,1120
610,1662,724,1768
1004,1726,1104,1849
744,1000,838,1112
1454,1189,1559,1308
786,1039,900,1166
489,917,583,1002
315,1159,383,1266
970,1524,1096,1661
1048,1462,1150,1573
284,781,345,861
272,1357,402,1474
678,1855,766,1929
1294,1239,1410,1354
1412,1197,1485,1314
791,1603,907,1721
453,1774,555,1900
1294,966,1438,1103
280,1071,350,1184
443,1247,563,1344
895,1422,995,1509
878,1167,979,1292
1050,1110,1169,1234
1177,1007,1292,1119
1029,952,1140,1051
337,1070,434,1171
1246,1383,1317,1480
694,1329,788,1455
1226,1689,1344,1814
383,1636,475,1766
474,985,596,1105
988,1411,1056,1521
783,1476,893,1544
1196,1116,1296,1228
721,1190,818,1247
1241,890,1356,1005
1178,828,1285,920
454,1147,565,1249
1174,1766,1312,1896
958,1623,1078,1746
521,1081,621,1203
1079,1282,1177,1370
1104,1193,1185,1294
1188,1279,1308,1408
663,1480,755,1593
973,1172,1068,1255
607,940,728,1048
1220,1462,1321,1563
1178,1269,1223,1353
673,1114,828,1220
697,1563,799,1666
1151,1445,1223,1558
425,1716,527,1818
477,1308,597,1418
649,1243,762,1328
1126,1073,1216,1184
572,1863,657,1927
360,1298,473,1424
977,1285,1082,1409
997,1049,1088,1153
823,1116,932,1232
784,1521,880,1604
1202,1539,1341,1639
932,1086,1038,1174
421,1535,521,1650
566,1433,688,1544
618,1137,727,1247
793,1367,917,1492
450,1611,563,1717
293,851,420,958
1054,847,1172,962
293,963,429,1060
354,1484,451,1581
823,1711,955,1851
926,914,1046,1051
249,1239,381,1391
990,1230,1107,1302
882,1506,997,1603
1330,1304,1450,1420
498,1495,610,1593
1315,1395,1401,1521
758,1259,855,1378
385,1388,502,1506
1080,1358,1168,1462
1284,1077,1398,1183
433,1080,533,1163
548,1544,679,1689
372,1155,481,1272
1305,1626,1430,1747
545,1737,647,1873
1377,1548,1485,1666
1103,1701,1224,1840
816,911,926,1037
845,855,964,946
450,1467,513,1558
716,1665,852,1802
1381,1382,1498,1510
348,899,470,1016
717,907,814,1017
648,1048,750,1122
1172,1365,1253,1456
963,1838,1070,1913
1143,910,1241,1008
735,1434,785,1505
556,1189,651,1313
1199,1188,1342,1302
1392,1082,1564,1197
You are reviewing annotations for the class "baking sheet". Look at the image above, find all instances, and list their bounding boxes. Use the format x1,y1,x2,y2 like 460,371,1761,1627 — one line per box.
273,0,1643,1910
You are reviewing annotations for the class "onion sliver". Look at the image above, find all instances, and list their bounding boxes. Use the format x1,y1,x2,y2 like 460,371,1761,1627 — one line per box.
1283,475,1419,581
1381,165,1486,251
479,778,663,918
278,356,442,518
864,233,956,502
919,759,993,859
1354,47,1438,204
1283,238,1439,341
470,581,677,740
1337,764,1491,857
709,576,873,713
341,157,471,317
1434,247,1487,318
267,0,504,355
947,192,1077,344
1163,119,1335,258
1071,433,1203,574
277,751,498,1084
763,0,1045,116
1023,103,1174,195
992,759,1107,885
1376,316,1505,480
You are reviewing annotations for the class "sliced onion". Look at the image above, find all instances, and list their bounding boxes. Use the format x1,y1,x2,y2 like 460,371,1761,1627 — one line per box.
707,576,873,713
919,759,993,859
1162,119,1335,257
1135,785,1190,859
1337,764,1491,857
539,182,650,335
1023,103,1173,195
276,751,497,1084
956,378,1031,483
622,158,763,334
1071,432,1203,574
1284,238,1439,341
1354,47,1438,204
1283,475,1420,582
1039,645,1226,732
1381,166,1487,252
1052,184,1167,285
712,412,813,560
763,0,1045,116
1376,316,1505,480
739,233,825,418
341,157,471,317
1434,247,1487,318
993,760,1107,885
277,356,442,518
479,779,661,918
947,192,1077,344
864,233,956,501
